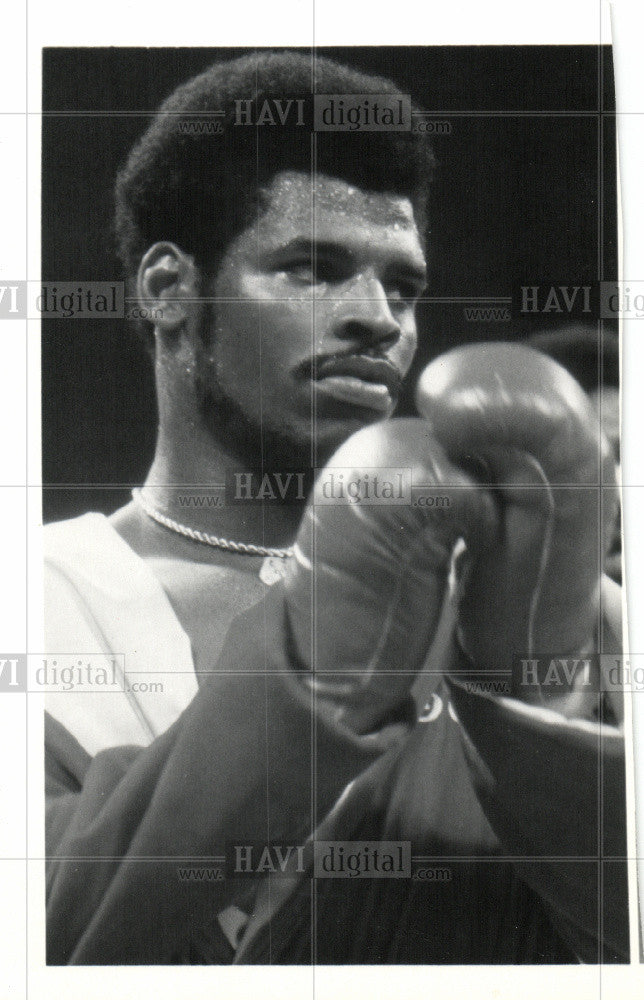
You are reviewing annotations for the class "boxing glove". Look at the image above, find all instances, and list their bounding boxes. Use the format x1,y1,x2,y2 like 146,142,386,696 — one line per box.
283,417,498,734
415,342,617,694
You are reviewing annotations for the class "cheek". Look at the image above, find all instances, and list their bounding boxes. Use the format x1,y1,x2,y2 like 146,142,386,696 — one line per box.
213,302,260,386
222,298,316,364
214,300,316,402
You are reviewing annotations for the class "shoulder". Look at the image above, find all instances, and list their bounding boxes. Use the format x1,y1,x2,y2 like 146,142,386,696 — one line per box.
43,511,155,604
43,511,198,751
43,511,148,656
44,511,125,568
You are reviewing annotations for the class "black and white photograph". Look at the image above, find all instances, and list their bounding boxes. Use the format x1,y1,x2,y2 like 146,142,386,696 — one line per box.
39,43,629,967
2,3,644,997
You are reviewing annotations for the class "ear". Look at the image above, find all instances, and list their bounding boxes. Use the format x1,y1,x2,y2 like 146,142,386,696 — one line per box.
136,242,198,332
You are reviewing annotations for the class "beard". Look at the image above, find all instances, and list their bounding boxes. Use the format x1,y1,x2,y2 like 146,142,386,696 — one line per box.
201,372,347,475
202,384,306,470
196,307,359,474
195,305,313,471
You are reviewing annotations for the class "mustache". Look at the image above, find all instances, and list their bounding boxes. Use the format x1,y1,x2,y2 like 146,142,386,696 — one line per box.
297,351,405,395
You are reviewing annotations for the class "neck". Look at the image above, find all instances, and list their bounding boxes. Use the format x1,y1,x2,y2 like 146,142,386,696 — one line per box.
144,425,303,550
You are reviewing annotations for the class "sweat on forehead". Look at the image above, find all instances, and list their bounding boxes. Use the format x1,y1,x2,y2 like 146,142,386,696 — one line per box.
256,171,419,230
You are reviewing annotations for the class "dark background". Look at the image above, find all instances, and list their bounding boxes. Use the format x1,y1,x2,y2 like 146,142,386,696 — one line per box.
42,45,617,521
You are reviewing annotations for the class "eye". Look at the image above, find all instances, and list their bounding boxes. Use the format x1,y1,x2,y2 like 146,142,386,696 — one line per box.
283,258,351,285
286,262,315,283
386,278,425,302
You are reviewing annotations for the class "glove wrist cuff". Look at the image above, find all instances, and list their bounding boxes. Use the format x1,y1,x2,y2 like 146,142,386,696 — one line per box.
450,628,599,702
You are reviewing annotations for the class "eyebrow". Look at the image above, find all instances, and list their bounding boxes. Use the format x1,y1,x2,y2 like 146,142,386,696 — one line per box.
264,237,427,283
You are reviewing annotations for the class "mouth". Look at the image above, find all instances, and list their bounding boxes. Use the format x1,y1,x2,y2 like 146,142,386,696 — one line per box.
306,354,404,414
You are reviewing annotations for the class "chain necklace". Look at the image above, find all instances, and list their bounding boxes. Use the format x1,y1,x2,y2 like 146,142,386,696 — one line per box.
132,488,294,559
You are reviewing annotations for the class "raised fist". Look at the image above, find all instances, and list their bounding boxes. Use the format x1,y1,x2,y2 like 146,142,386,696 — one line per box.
283,417,497,733
416,342,617,698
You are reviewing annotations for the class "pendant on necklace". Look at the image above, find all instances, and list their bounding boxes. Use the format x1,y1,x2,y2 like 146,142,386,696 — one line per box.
259,555,289,586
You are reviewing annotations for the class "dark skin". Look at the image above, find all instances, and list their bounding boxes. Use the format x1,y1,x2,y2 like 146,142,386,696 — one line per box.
111,170,427,672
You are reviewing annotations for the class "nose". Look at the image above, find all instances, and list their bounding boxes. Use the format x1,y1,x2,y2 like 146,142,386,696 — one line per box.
334,275,402,351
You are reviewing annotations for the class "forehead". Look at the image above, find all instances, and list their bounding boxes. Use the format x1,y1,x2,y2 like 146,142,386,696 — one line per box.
250,170,425,261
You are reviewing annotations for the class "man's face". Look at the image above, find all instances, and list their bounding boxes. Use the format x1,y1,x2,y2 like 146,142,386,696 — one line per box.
202,170,427,466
